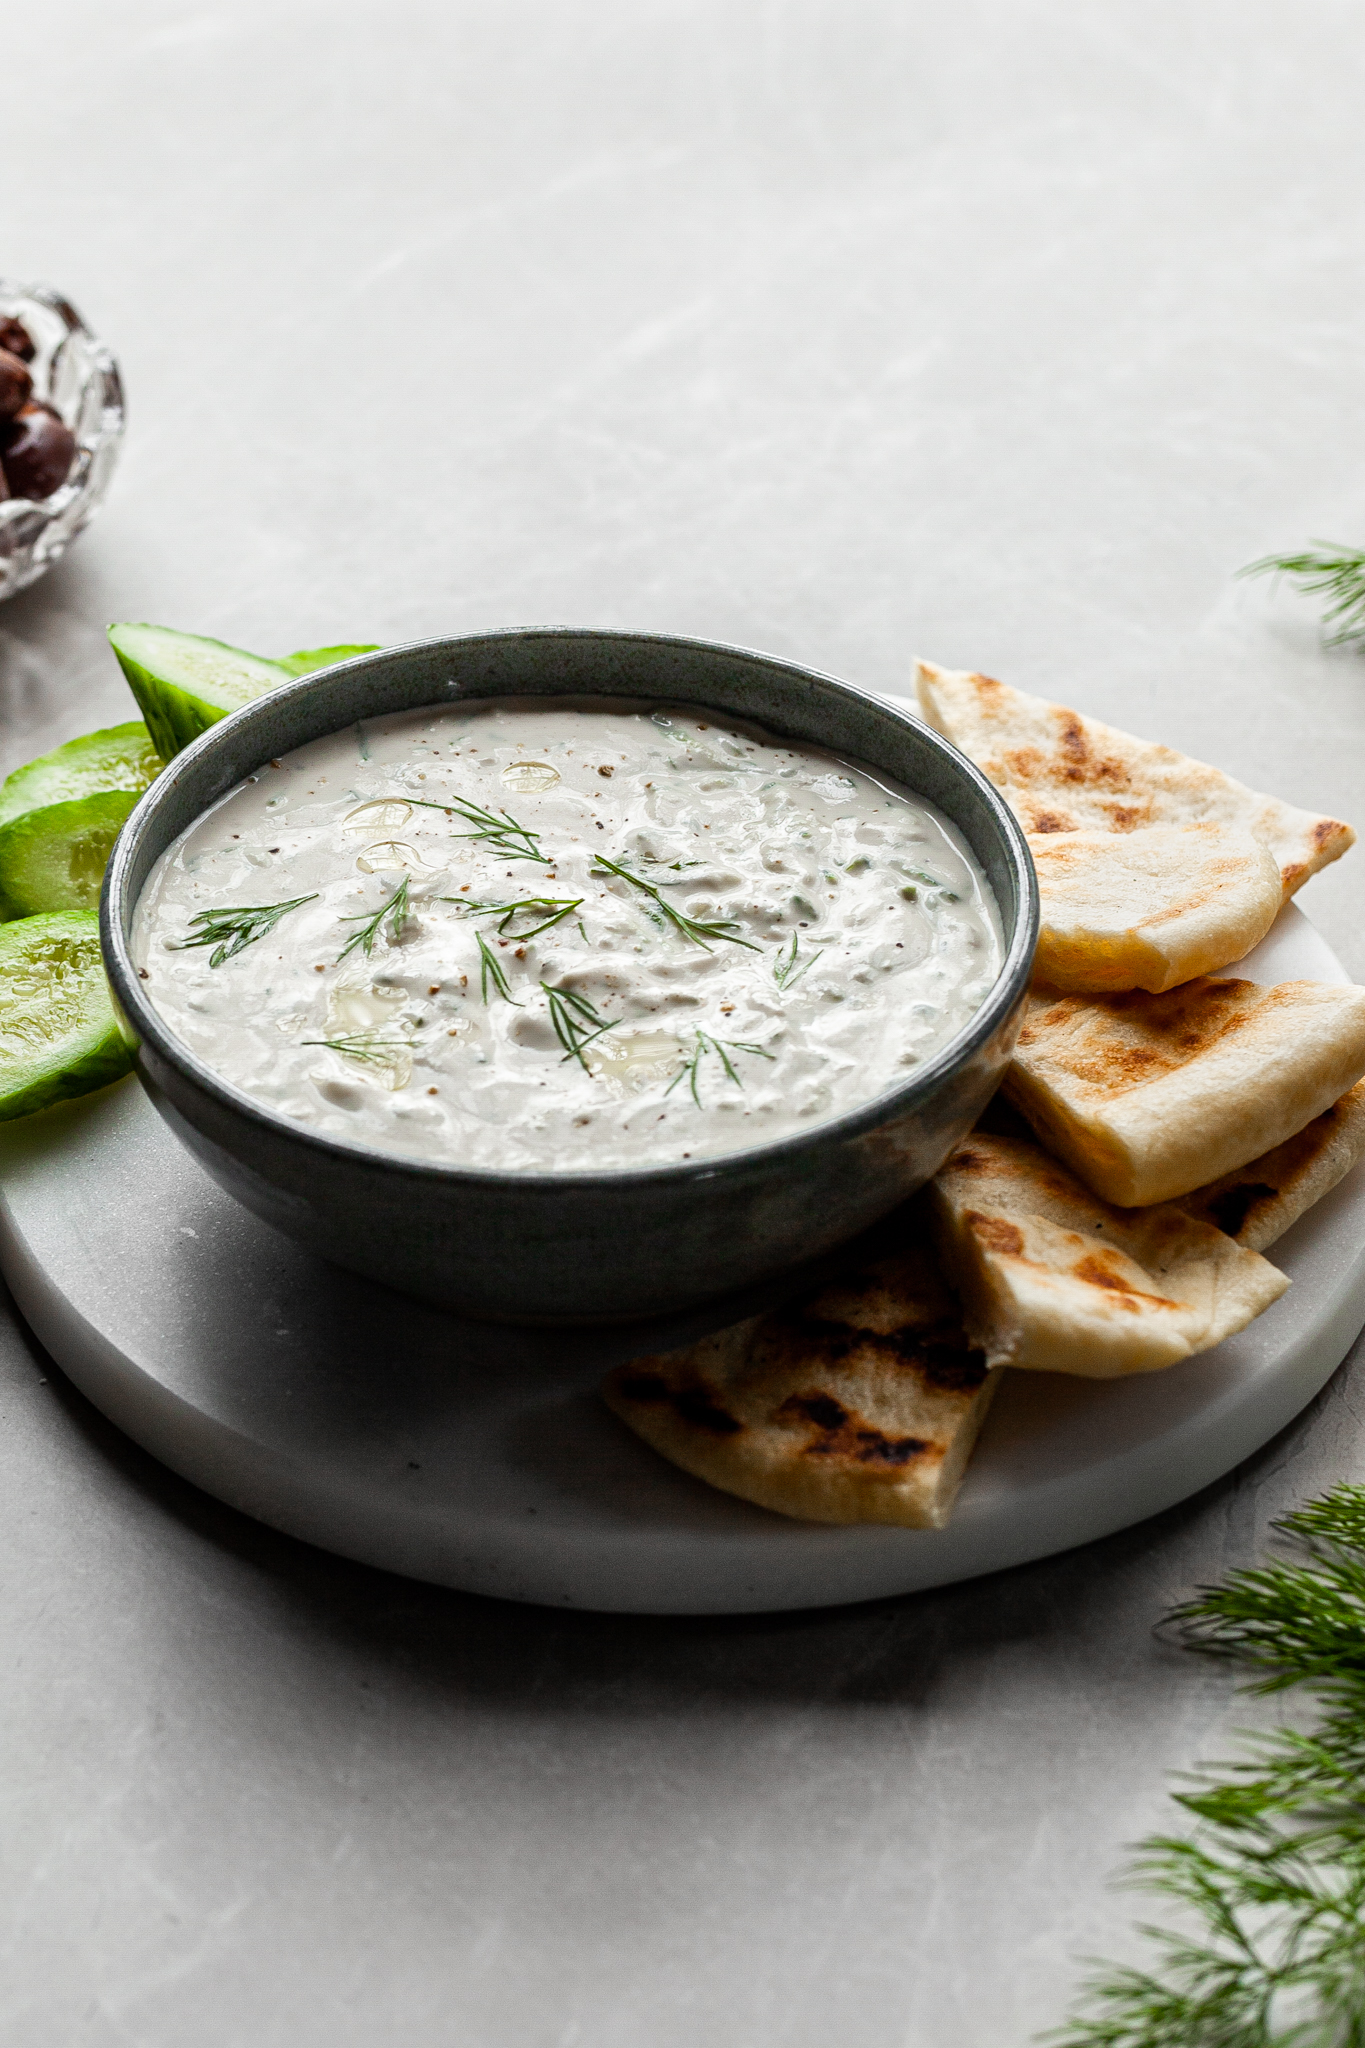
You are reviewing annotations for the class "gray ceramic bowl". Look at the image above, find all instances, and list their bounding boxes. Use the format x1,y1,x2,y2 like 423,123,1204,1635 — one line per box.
102,630,1038,1324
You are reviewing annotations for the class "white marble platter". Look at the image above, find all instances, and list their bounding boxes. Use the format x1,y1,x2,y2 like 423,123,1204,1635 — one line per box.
0,902,1361,1615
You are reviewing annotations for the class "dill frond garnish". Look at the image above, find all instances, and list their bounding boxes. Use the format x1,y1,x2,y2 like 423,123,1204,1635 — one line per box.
406,793,545,861
477,929,520,1005
176,895,317,969
666,1029,773,1107
440,895,583,941
592,854,759,952
337,877,411,962
1051,1484,1365,2048
773,933,824,991
1239,542,1365,647
540,982,618,1068
302,1030,410,1072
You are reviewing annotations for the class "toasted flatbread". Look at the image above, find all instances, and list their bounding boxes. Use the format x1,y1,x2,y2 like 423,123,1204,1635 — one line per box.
602,1244,1000,1528
929,1130,1288,1377
916,662,1354,900
1004,978,1365,1207
1030,824,1282,993
1178,1081,1365,1252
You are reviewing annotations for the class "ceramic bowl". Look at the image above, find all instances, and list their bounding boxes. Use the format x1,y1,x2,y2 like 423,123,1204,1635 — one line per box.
102,630,1038,1324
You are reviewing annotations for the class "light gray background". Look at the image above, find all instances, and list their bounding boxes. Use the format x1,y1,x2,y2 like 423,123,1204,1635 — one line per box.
3,4,1365,2043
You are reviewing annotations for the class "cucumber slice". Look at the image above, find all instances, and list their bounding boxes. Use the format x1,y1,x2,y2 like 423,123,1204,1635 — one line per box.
107,623,293,760
0,790,138,919
0,722,162,832
277,644,380,677
0,912,133,1120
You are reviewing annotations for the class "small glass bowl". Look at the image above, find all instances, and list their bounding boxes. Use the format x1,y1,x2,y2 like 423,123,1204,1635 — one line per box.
0,279,125,603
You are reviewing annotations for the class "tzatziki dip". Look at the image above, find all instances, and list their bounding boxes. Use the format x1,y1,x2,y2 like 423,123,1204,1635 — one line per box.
132,698,1003,1170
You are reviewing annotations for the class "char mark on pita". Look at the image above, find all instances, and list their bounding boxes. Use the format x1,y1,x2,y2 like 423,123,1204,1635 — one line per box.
602,1245,1000,1528
1177,1081,1365,1252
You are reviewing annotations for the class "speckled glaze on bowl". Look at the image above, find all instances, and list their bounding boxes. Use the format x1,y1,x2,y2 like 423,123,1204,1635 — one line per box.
102,631,1037,1324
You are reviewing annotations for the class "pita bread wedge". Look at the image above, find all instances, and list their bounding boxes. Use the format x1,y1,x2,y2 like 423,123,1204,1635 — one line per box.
1030,824,1282,993
1178,1081,1365,1252
916,661,1354,900
602,1245,1000,1528
929,1130,1288,1377
1004,978,1365,1207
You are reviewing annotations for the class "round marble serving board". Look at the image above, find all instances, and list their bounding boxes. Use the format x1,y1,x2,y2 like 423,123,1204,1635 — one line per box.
1,902,1362,1614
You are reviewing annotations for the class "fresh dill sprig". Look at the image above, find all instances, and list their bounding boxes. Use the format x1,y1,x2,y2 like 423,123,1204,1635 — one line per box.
773,933,824,991
301,1030,410,1072
666,1029,773,1108
405,793,545,861
477,929,520,1005
592,854,759,952
176,895,317,969
1239,543,1365,647
540,982,618,1068
439,895,583,940
1050,1484,1365,2048
337,877,411,962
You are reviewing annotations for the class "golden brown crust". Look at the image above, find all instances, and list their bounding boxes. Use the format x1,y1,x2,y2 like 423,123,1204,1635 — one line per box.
916,662,1355,899
929,1129,1289,1376
1003,978,1365,1206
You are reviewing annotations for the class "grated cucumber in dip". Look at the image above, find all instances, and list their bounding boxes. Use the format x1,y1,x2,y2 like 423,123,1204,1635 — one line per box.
132,697,1003,1170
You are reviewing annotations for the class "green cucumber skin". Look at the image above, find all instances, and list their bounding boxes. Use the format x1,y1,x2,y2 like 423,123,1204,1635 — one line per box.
112,646,237,759
107,624,294,761
108,626,383,756
0,722,162,831
0,790,139,919
277,644,381,677
0,912,133,1121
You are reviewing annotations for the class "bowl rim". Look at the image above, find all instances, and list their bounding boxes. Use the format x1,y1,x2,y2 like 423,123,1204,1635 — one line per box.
102,626,1039,1192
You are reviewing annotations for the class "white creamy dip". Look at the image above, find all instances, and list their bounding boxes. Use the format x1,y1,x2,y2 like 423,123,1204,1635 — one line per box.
133,697,1002,1170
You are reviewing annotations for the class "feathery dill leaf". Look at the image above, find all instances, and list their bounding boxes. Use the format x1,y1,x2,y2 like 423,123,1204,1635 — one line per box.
1239,544,1365,647
592,854,758,952
1050,1484,1365,2048
773,932,823,990
540,982,617,1067
405,793,545,861
440,894,583,940
477,929,519,1005
666,1028,773,1107
177,895,317,968
337,877,410,962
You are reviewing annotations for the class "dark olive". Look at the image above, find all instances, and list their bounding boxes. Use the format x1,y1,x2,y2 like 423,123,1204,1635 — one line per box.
0,402,77,500
0,316,35,363
0,348,33,421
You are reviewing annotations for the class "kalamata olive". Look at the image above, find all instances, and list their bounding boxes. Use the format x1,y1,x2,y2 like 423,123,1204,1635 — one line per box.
0,402,77,500
0,316,35,363
0,348,33,420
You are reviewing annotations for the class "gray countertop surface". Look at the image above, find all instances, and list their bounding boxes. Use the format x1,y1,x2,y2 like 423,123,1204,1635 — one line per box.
4,4,1365,2042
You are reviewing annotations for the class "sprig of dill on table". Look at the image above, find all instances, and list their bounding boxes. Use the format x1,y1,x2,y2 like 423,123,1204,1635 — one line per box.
337,877,411,962
1239,544,1365,648
1050,1484,1365,2048
591,854,759,952
666,1029,773,1108
540,982,618,1068
175,895,317,968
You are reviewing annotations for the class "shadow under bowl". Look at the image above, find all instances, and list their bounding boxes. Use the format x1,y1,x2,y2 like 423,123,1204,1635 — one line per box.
101,630,1038,1324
